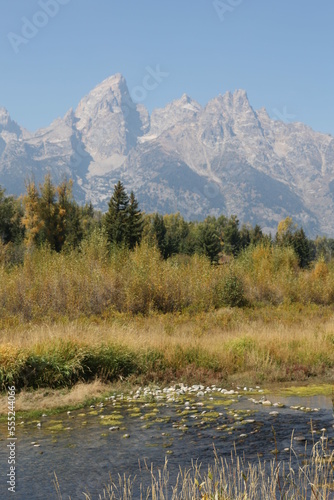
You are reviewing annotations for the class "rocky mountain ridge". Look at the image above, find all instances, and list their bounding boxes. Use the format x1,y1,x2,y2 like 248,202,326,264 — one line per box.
1,73,334,237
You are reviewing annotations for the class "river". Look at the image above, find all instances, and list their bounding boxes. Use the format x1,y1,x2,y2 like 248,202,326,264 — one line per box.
0,384,333,499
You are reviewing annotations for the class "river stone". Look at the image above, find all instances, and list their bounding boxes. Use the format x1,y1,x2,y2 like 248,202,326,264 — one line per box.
294,436,306,442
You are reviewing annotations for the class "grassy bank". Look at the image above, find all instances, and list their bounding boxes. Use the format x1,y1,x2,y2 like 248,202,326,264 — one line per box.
1,304,334,395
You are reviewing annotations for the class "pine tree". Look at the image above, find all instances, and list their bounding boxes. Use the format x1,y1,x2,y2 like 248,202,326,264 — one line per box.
196,220,221,263
222,216,241,256
250,224,263,245
0,187,24,244
163,213,189,256
39,174,58,249
56,178,83,250
275,217,311,268
152,213,167,258
105,181,129,245
292,227,311,268
126,191,143,249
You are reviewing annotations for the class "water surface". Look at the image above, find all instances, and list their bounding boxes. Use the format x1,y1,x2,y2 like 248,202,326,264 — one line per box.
0,385,333,499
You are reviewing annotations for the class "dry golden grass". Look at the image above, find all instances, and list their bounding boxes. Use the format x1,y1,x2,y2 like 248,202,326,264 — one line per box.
1,304,334,397
0,379,111,414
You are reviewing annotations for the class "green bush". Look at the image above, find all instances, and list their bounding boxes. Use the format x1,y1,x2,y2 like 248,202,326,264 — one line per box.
214,272,245,307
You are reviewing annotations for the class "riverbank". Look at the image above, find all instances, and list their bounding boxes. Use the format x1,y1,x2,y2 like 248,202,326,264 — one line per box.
0,304,334,411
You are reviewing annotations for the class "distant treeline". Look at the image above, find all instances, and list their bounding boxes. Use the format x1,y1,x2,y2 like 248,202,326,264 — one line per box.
0,175,333,267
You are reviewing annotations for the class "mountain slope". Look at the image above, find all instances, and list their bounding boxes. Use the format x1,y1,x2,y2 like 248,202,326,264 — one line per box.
1,75,334,237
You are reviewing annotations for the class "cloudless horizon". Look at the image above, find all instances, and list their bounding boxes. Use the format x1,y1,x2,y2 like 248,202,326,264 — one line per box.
1,0,333,135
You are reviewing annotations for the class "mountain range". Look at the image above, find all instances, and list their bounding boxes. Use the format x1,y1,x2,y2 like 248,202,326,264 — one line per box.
1,73,334,237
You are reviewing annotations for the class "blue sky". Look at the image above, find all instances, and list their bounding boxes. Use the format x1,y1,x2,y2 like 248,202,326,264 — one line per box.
1,0,333,134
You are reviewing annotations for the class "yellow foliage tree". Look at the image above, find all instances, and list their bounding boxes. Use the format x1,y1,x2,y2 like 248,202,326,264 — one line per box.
21,180,44,249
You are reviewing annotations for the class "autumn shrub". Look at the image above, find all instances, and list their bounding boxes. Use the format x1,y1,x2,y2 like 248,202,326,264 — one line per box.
296,259,334,305
213,270,245,307
236,243,300,304
1,237,334,322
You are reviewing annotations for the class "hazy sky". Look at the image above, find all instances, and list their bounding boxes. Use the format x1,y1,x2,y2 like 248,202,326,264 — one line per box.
1,0,333,134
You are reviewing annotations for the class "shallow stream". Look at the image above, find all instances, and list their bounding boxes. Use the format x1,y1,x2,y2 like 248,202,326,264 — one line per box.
0,384,333,499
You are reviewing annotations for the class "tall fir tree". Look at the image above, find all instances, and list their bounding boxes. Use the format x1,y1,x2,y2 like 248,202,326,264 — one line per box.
196,220,221,263
56,178,84,250
126,191,143,249
152,213,167,258
105,181,129,245
38,174,58,249
222,216,241,256
0,187,24,244
291,227,311,268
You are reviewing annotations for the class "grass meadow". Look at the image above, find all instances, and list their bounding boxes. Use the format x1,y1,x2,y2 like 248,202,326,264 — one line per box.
0,237,334,398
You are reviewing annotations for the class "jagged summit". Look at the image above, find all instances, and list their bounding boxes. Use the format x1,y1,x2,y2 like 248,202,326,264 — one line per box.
0,73,334,237
74,73,147,159
0,107,22,137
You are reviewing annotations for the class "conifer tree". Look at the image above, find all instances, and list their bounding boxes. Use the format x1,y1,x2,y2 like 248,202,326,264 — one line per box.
0,187,24,244
196,220,221,263
291,227,311,268
105,181,129,245
152,213,167,258
126,191,143,249
56,178,83,250
163,213,189,256
275,217,311,268
250,224,263,245
222,215,241,256
39,174,58,249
